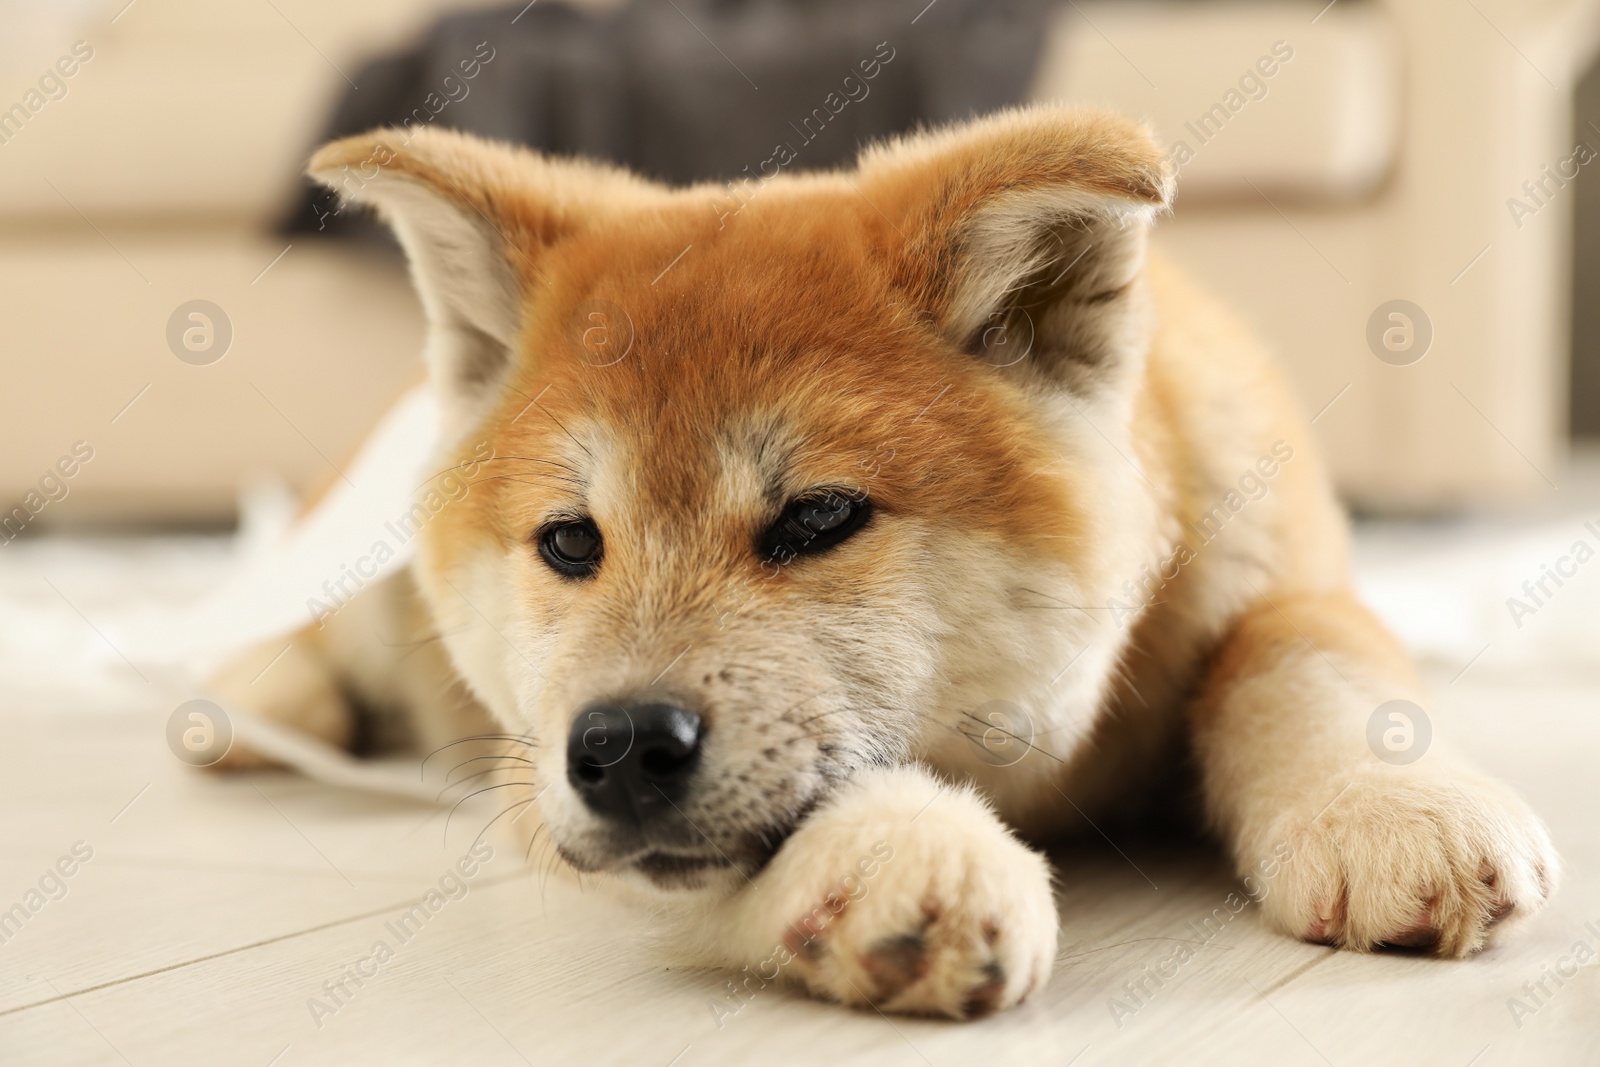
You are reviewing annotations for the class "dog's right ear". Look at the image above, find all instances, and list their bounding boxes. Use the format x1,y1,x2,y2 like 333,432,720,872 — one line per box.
307,128,647,437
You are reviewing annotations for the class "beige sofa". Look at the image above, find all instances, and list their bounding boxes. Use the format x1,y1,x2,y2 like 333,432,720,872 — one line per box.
2,0,1593,528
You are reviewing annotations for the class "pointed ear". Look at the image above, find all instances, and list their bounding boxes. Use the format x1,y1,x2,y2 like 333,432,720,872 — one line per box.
855,107,1174,392
307,128,652,435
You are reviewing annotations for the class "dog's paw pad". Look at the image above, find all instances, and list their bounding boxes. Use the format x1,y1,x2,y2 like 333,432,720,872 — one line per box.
960,960,1008,1019
1306,896,1344,945
1376,899,1442,951
860,932,929,997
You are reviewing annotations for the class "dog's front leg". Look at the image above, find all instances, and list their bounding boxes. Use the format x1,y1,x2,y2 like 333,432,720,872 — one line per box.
693,764,1057,1019
1189,591,1558,956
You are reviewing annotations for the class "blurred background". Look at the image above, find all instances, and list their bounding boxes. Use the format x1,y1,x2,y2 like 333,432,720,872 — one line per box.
3,0,1596,530
2,0,1599,687
3,0,1600,527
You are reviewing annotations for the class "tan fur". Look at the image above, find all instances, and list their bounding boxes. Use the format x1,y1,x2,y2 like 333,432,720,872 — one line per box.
215,107,1556,1017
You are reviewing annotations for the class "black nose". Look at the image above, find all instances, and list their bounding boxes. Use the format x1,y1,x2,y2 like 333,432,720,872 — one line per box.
566,701,704,823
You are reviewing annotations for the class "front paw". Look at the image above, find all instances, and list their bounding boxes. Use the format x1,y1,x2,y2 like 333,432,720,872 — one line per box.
744,768,1057,1019
1257,771,1557,957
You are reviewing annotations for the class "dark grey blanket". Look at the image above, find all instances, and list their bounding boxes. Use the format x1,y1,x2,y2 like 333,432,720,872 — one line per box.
283,0,1053,238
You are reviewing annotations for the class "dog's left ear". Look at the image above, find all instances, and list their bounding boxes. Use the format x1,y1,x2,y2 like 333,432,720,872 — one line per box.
855,107,1174,392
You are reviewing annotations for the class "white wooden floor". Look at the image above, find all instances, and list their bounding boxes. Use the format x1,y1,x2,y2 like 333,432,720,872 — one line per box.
3,660,1597,1065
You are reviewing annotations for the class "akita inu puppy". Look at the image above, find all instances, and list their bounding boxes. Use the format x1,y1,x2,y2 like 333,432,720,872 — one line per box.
213,106,1556,1018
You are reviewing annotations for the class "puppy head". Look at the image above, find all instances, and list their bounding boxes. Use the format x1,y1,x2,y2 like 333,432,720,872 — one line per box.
310,108,1171,892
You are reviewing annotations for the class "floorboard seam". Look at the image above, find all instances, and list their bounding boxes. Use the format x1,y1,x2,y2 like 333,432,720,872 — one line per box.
0,870,528,1018
1259,949,1336,997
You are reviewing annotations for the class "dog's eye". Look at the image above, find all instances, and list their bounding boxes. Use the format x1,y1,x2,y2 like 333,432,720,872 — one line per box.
538,519,603,577
762,490,871,562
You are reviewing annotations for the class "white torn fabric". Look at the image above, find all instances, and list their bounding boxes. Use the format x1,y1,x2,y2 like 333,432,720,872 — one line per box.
108,382,439,679
99,382,444,801
228,709,446,804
